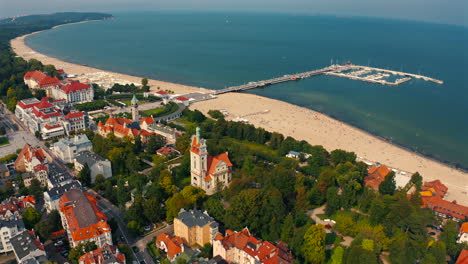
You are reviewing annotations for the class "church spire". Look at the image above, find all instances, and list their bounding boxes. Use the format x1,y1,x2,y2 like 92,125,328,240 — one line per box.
131,94,139,122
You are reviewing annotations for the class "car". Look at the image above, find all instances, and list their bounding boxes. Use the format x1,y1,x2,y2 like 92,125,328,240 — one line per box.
54,241,64,246
140,261,146,264
144,225,151,232
132,246,139,253
428,232,436,236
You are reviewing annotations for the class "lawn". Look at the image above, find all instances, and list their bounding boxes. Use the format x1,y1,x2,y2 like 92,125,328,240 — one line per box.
229,138,278,156
0,137,9,146
141,102,179,117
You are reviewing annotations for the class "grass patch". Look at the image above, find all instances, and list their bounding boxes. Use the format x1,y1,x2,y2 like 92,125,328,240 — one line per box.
0,137,9,146
141,102,179,117
228,138,277,156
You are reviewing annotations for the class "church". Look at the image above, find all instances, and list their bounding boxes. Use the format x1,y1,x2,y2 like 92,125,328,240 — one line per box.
190,127,232,195
97,95,155,143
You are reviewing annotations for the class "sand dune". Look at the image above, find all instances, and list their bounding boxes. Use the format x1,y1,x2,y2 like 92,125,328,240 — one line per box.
11,31,468,206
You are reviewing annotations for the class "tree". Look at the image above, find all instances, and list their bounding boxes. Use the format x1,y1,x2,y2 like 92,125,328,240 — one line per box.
330,149,356,165
94,174,106,186
379,171,396,195
344,245,377,264
325,186,340,216
441,220,461,259
203,197,226,223
147,134,166,153
29,179,43,200
127,220,143,235
34,89,46,100
69,242,97,264
199,243,213,258
330,246,344,264
141,78,149,91
302,224,326,264
410,172,423,190
78,163,91,186
22,207,41,229
208,110,224,119
280,214,295,244
143,197,163,223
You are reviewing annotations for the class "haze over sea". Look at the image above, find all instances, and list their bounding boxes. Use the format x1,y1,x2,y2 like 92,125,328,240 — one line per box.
25,11,468,168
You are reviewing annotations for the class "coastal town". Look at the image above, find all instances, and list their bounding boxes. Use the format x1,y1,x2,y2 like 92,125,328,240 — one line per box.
0,12,466,264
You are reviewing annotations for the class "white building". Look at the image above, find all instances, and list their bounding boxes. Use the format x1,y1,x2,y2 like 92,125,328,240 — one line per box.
23,71,60,90
458,222,468,244
15,97,88,139
74,151,112,183
50,81,94,104
190,127,232,195
0,217,25,254
51,134,92,163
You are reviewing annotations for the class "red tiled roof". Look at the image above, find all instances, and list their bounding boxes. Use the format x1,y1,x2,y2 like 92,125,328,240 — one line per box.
206,152,232,180
422,180,448,198
59,81,91,94
156,233,183,259
58,189,111,243
422,196,468,221
0,203,19,216
176,96,189,101
65,111,84,119
457,249,468,264
461,223,468,234
140,116,155,125
156,146,179,156
33,164,48,173
15,144,47,170
36,97,54,109
156,90,168,95
24,71,60,87
57,69,65,74
215,228,293,264
364,165,391,190
44,123,62,130
28,230,45,251
22,195,36,206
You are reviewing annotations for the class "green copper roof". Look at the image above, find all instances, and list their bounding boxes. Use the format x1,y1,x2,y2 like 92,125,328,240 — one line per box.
131,94,139,104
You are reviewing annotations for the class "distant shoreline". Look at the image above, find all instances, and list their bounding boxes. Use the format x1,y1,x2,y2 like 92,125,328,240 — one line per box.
10,19,468,205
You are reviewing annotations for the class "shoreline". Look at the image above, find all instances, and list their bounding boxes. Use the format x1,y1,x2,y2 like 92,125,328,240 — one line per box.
10,21,468,205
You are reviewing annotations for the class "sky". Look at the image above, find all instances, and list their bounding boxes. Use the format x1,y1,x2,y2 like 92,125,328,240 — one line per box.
0,0,467,26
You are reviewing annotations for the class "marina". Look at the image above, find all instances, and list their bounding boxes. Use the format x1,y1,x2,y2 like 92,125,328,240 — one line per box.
213,62,443,95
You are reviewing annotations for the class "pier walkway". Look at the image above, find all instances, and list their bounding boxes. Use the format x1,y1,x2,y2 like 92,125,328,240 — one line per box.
212,62,443,95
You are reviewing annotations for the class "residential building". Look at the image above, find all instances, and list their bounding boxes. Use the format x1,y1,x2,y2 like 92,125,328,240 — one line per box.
10,230,48,264
457,249,468,264
0,217,25,254
364,164,391,191
458,223,468,244
146,124,181,144
15,97,88,139
58,189,112,247
420,181,468,221
50,81,94,104
190,127,232,195
0,201,20,220
78,243,126,264
156,232,184,261
23,71,60,90
51,134,92,163
74,151,112,183
44,181,81,213
97,107,155,143
156,146,180,157
46,163,74,189
174,209,218,246
14,144,48,186
174,96,190,106
213,228,294,264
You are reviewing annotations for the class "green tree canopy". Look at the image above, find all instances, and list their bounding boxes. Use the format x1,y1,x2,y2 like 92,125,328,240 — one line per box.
302,224,326,264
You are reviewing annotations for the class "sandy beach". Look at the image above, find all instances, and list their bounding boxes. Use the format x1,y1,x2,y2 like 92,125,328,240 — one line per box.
10,28,468,206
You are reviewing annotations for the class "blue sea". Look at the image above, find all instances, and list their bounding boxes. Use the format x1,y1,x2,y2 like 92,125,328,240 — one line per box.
25,11,468,168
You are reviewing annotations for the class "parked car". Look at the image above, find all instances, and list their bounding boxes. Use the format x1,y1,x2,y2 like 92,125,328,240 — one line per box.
428,232,436,236
54,240,64,247
132,246,139,253
144,225,151,232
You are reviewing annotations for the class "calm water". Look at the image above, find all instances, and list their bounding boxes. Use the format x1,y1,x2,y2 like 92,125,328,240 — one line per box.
26,11,468,168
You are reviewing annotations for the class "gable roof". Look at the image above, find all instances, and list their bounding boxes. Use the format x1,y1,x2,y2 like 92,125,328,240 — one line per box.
364,165,391,190
78,243,126,264
24,71,60,88
10,230,46,261
207,152,232,179
156,233,183,259
457,249,468,264
460,223,468,234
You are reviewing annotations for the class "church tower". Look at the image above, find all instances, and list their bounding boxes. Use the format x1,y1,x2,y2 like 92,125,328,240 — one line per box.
190,127,208,188
131,94,139,122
